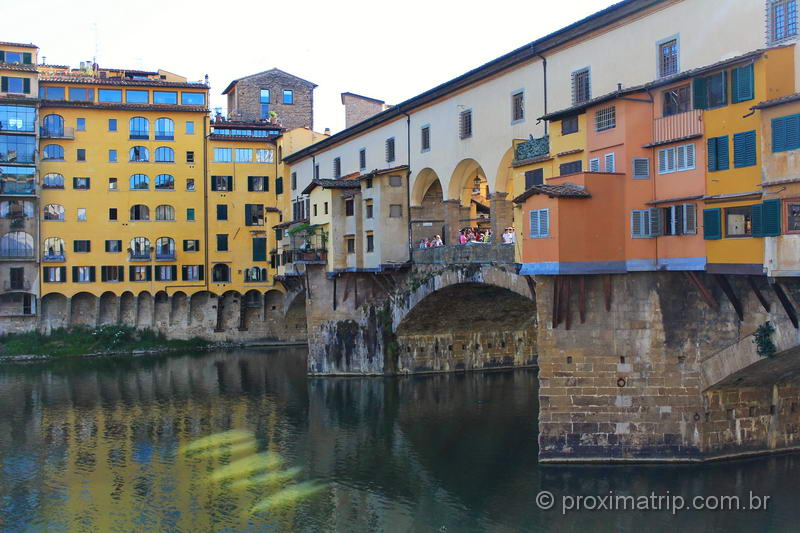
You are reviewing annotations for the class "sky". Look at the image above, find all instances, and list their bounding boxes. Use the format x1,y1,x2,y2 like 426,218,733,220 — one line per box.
5,0,614,134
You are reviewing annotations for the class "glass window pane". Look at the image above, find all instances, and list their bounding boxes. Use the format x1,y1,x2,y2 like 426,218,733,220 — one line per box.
98,89,122,103
181,92,205,105
126,90,149,103
153,91,177,104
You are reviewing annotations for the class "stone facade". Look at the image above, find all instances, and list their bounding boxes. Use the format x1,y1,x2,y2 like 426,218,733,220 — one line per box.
341,92,388,129
225,68,315,130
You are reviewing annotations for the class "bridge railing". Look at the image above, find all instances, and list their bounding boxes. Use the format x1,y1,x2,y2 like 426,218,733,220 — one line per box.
412,243,515,264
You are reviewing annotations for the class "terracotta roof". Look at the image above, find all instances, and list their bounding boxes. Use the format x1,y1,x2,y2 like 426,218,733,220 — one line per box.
0,42,38,49
40,100,208,113
752,92,800,110
513,183,591,202
222,68,317,95
302,179,361,195
39,75,208,89
0,63,37,73
210,119,285,130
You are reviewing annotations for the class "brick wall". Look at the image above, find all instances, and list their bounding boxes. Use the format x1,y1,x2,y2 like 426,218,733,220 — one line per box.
228,70,314,130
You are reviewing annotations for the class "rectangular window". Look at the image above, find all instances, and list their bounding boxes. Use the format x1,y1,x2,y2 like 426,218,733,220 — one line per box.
694,71,727,110
561,116,579,135
589,158,601,172
346,237,356,254
291,172,297,190
76,118,86,131
109,177,118,190
181,92,205,105
130,266,151,282
236,148,252,162
604,153,616,172
73,177,90,190
594,106,616,131
663,85,691,117
366,200,374,219
186,151,195,164
512,90,525,122
314,163,320,179
73,266,95,283
529,209,550,238
389,204,403,218
98,89,122,103
771,0,798,42
216,204,228,221
385,137,396,162
276,177,283,195
707,136,730,172
77,148,86,161
101,266,124,282
658,38,679,78
0,104,35,132
153,91,178,104
185,121,195,134
632,158,651,179
345,198,354,217
68,88,93,102
389,175,402,187
359,148,367,169
74,240,91,253
256,149,274,163
733,131,757,168
786,199,800,233
108,149,117,162
186,178,195,191
560,160,582,176
572,68,591,105
105,239,122,252
155,266,175,282
44,266,66,283
260,89,270,103
631,209,652,238
421,125,431,151
126,90,149,103
324,202,329,215
216,234,228,251
77,208,86,221
39,86,65,100
658,143,696,173
725,205,753,237
182,265,203,281
333,157,341,179
283,89,293,104
459,110,472,139
245,204,265,226
214,148,232,162
187,208,195,221
1,76,30,94
365,178,373,188
731,64,755,104
211,175,233,191
366,233,374,253
248,176,268,191
183,239,200,252
524,169,544,189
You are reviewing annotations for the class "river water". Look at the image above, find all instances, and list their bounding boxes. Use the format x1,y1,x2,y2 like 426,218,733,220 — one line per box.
0,348,798,532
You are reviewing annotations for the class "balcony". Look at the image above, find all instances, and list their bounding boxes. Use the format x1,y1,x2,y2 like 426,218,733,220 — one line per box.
43,253,65,262
3,280,31,292
155,252,176,261
129,250,152,261
0,252,34,260
514,135,550,163
0,180,35,196
40,126,75,139
652,110,703,146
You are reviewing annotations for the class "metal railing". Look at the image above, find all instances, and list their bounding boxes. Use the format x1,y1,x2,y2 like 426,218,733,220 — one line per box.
40,126,75,139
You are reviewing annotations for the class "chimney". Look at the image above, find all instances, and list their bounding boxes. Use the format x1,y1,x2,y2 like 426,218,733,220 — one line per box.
341,92,388,129
324,128,331,136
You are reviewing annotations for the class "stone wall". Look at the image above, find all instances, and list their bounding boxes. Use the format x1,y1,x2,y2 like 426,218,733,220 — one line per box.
228,69,314,130
341,93,386,129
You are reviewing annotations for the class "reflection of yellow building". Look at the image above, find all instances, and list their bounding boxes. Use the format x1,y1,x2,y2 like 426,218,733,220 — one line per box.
37,64,210,298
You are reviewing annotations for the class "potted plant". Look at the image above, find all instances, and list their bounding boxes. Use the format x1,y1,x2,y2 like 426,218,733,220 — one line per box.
268,111,278,124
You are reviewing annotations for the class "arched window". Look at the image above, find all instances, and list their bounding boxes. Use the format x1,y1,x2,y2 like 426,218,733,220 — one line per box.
42,114,64,137
155,174,174,190
129,237,150,258
212,264,230,282
155,205,175,221
130,204,149,221
42,144,64,161
0,200,34,219
155,237,175,259
43,237,65,260
155,118,174,140
129,117,149,139
155,146,174,162
43,204,64,221
130,174,149,190
244,267,268,282
0,231,34,257
129,146,149,162
42,173,64,189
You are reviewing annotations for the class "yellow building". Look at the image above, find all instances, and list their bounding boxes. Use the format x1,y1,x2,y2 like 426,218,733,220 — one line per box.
37,64,210,299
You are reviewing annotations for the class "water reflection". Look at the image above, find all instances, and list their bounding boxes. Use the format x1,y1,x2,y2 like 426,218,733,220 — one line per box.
0,349,798,532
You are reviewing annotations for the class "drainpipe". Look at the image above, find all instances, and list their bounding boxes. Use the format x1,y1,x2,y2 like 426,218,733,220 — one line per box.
538,54,548,135
203,117,210,291
403,109,412,262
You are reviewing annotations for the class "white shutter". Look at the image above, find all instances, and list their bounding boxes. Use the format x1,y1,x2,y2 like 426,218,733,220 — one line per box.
658,149,668,174
684,143,696,170
676,145,687,170
539,209,550,237
589,158,600,172
530,210,540,238
649,207,663,237
631,210,642,237
666,148,676,173
633,158,650,179
604,153,616,173
673,205,684,235
683,203,697,234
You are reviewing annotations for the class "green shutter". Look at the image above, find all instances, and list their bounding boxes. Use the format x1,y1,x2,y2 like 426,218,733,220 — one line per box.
707,137,718,171
0,51,4,62
717,136,729,170
0,77,7,93
703,208,722,240
101,267,107,282
253,237,267,261
730,67,739,103
71,266,79,282
171,265,177,280
773,117,788,152
89,267,96,282
198,265,204,280
145,266,152,281
129,266,135,280
734,131,756,168
693,77,707,110
276,177,284,195
22,52,32,65
751,203,764,237
787,115,800,150
22,78,30,94
732,64,754,103
763,199,781,236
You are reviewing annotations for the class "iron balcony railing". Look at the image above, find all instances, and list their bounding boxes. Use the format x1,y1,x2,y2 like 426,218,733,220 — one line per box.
129,250,152,261
43,253,65,262
155,251,176,261
39,126,75,139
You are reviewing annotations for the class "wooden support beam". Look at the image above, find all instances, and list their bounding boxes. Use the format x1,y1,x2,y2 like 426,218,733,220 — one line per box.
372,274,392,296
684,271,719,311
305,269,312,301
713,274,743,321
524,275,536,301
342,274,352,303
552,276,560,329
332,276,337,311
564,277,572,330
772,282,799,329
747,276,771,312
578,276,586,324
603,275,612,312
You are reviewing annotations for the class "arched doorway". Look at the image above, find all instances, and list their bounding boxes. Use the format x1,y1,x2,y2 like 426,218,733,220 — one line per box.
447,159,490,244
410,168,446,245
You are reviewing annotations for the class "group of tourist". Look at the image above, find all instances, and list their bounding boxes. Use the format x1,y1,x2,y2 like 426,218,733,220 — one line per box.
418,235,444,248
417,227,515,248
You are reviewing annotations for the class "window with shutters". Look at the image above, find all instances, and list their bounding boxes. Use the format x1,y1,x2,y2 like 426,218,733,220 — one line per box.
212,264,230,283
572,68,591,105
359,148,366,169
604,153,616,173
345,198,354,217
658,38,679,78
511,90,524,123
771,113,800,152
725,205,754,237
731,64,755,104
1,76,31,95
594,106,616,131
183,239,200,252
421,125,431,151
660,204,695,236
632,158,651,179
459,110,472,139
74,240,91,253
589,158,600,172
216,234,228,251
785,199,800,233
707,136,730,171
770,0,798,43
245,204,264,226
102,266,124,282
365,200,374,219
211,175,232,191
244,267,267,282
561,116,579,135
524,169,544,189
183,265,202,281
733,131,757,168
631,210,651,238
694,71,727,110
385,137,395,162
333,157,341,179
662,85,691,117
559,160,582,176
44,267,65,282
105,240,122,252
248,176,267,192
275,177,283,195
74,266,94,283
529,209,550,238
252,237,267,262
